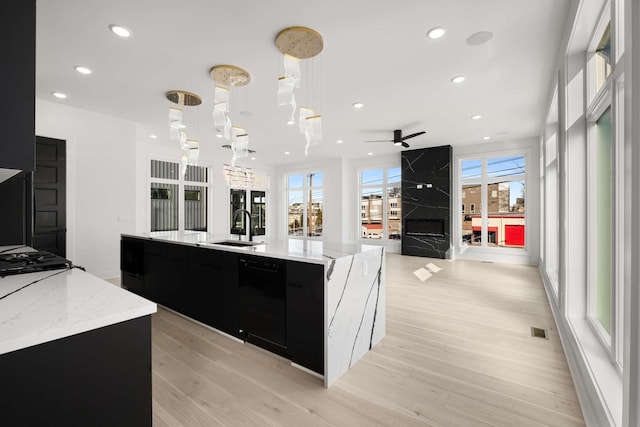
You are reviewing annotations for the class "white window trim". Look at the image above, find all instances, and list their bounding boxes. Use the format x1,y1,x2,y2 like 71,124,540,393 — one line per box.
455,147,532,261
146,155,212,234
285,170,324,239
357,164,402,245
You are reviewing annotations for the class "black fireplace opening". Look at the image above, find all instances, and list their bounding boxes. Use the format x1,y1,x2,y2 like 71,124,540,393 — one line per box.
404,218,445,238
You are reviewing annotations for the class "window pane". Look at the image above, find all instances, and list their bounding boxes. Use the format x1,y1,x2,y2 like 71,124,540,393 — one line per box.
184,165,207,183
309,189,323,237
595,22,611,93
461,184,480,245
150,160,179,180
387,167,401,185
184,185,207,231
308,172,323,187
362,169,383,186
361,188,383,239
288,174,303,188
150,182,178,231
388,186,401,240
461,160,481,180
595,107,612,334
487,156,525,178
251,191,266,236
288,190,304,236
487,181,526,248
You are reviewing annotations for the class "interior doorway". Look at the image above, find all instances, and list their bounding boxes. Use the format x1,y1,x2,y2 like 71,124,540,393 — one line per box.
32,136,66,257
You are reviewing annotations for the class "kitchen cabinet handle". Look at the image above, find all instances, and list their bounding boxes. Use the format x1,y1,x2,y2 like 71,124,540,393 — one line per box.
287,282,303,288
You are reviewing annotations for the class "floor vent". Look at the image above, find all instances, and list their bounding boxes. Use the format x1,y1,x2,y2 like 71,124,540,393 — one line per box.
531,327,549,339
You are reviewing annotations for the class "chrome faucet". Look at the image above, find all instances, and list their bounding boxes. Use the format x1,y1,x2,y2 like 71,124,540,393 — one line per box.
232,209,253,241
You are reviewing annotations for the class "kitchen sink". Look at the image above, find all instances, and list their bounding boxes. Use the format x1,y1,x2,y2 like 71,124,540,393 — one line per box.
207,240,264,247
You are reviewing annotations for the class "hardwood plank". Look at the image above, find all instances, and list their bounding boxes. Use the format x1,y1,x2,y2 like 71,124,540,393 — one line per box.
148,253,585,426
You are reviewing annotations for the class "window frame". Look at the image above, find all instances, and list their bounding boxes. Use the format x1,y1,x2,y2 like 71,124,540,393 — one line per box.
285,170,324,239
584,2,624,369
457,149,529,256
147,157,212,234
358,165,402,243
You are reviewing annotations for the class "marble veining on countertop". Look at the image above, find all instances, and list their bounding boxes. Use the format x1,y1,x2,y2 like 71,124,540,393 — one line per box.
122,231,382,263
0,246,156,356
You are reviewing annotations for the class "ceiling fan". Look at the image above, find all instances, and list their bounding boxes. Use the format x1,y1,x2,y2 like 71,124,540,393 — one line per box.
365,129,426,148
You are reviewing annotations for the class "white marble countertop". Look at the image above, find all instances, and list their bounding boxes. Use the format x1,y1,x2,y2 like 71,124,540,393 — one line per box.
0,246,157,356
122,231,382,264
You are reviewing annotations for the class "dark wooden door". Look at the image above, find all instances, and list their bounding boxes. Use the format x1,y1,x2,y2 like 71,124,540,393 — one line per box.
32,136,66,257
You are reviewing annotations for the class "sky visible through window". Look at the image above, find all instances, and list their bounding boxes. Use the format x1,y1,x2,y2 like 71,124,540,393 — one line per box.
462,156,525,206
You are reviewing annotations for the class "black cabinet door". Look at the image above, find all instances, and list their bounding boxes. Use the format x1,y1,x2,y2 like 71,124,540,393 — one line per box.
185,247,239,335
1,0,35,171
143,240,186,307
286,260,324,374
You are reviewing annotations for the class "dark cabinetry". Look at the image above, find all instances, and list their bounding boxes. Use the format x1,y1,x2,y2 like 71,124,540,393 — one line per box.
1,0,35,171
286,260,324,374
186,247,239,336
120,237,325,375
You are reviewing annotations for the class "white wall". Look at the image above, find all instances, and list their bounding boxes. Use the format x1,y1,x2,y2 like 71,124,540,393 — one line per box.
36,99,137,278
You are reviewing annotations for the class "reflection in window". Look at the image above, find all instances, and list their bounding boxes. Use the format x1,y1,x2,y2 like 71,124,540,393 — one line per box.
594,107,612,335
595,22,611,93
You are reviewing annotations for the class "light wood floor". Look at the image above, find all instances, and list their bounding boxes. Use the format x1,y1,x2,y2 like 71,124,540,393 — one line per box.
146,254,585,426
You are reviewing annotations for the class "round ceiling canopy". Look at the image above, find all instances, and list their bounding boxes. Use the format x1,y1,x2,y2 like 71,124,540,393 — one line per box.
275,26,323,59
165,90,202,106
210,65,251,87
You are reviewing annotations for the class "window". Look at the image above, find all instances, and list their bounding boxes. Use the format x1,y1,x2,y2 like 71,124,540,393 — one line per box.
287,172,323,237
461,204,465,214
360,167,401,240
460,155,526,249
150,160,209,232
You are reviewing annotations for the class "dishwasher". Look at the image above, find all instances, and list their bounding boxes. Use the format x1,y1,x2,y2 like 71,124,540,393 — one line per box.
238,255,287,353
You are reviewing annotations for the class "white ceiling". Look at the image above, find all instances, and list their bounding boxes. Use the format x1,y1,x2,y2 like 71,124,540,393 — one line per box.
36,0,573,166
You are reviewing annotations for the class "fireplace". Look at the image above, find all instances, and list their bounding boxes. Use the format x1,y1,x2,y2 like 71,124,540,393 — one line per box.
404,218,445,238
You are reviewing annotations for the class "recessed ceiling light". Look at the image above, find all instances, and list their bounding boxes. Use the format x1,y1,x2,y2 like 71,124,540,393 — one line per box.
482,136,491,140
367,152,373,156
52,92,67,99
149,134,158,139
215,133,223,138
286,119,295,125
353,102,364,109
337,139,343,144
471,114,482,120
109,24,132,38
284,151,290,155
451,76,465,84
427,27,446,39
74,66,92,75
251,157,256,161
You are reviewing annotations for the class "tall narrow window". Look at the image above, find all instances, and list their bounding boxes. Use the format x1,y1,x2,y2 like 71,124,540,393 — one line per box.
592,107,612,336
287,172,323,237
360,167,401,240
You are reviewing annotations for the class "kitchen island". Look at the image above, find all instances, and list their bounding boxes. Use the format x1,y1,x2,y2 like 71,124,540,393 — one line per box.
0,245,157,426
121,231,385,387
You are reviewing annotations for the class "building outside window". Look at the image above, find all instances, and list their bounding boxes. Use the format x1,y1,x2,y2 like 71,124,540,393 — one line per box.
149,159,209,232
460,155,526,248
360,166,401,240
287,172,323,237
